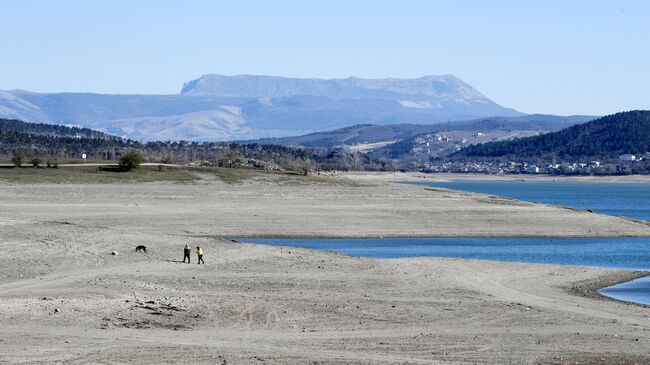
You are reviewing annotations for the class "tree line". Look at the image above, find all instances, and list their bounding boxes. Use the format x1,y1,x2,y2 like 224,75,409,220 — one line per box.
0,119,397,172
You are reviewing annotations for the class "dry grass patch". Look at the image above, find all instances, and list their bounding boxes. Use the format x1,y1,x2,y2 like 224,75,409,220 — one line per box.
0,165,197,184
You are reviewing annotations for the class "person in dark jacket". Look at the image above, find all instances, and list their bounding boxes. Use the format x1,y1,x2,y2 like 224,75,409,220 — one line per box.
183,245,191,263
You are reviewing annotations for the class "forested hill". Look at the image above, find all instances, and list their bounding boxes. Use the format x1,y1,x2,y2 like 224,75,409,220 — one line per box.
453,111,650,161
0,118,116,139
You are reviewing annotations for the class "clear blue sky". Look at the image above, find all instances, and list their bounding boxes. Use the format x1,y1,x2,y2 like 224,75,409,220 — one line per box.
1,0,648,115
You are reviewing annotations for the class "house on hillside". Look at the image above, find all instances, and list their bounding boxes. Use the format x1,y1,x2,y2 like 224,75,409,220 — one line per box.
619,154,636,161
526,165,540,174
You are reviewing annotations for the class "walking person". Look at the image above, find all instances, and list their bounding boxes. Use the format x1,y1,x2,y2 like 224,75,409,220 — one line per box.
183,244,191,263
196,246,205,265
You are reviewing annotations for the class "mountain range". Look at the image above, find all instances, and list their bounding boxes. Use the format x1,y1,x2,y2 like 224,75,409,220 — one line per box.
0,74,522,141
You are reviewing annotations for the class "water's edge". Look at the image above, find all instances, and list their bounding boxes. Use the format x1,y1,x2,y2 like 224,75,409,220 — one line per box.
232,236,650,306
232,180,650,306
598,275,650,306
400,180,650,305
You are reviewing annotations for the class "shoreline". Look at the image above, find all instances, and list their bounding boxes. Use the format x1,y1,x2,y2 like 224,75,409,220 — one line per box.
346,171,650,184
235,236,650,306
568,270,650,307
230,232,650,238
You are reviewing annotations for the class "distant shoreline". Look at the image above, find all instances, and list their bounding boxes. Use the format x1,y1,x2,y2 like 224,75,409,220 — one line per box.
346,171,650,184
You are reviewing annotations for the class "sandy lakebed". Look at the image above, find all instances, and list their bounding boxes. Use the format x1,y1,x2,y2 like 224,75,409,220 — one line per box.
1,167,650,364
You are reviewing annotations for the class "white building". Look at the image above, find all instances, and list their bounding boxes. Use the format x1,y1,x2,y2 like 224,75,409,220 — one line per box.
526,165,540,174
619,154,636,161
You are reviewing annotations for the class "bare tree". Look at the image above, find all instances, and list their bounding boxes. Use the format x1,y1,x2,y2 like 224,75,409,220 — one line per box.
296,160,312,176
10,149,26,167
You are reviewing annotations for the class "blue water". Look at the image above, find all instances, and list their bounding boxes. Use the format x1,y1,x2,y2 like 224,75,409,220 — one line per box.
403,180,650,221
235,236,650,270
235,180,650,305
599,276,650,305
237,236,650,305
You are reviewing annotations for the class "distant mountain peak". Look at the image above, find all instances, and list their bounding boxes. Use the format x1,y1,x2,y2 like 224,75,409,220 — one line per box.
179,74,490,102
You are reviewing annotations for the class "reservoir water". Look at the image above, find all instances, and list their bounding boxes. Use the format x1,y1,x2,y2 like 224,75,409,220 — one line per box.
403,180,650,221
237,236,650,306
599,276,650,305
236,179,650,306
234,236,650,270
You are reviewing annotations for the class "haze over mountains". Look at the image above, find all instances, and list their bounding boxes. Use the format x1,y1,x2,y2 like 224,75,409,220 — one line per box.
0,74,522,141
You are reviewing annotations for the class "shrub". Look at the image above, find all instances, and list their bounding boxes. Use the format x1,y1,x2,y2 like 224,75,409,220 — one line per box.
46,159,59,168
10,154,23,167
118,151,144,171
31,157,42,168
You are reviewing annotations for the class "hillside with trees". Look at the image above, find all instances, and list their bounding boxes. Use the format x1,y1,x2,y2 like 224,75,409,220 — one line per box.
249,114,594,148
452,111,650,162
0,118,116,139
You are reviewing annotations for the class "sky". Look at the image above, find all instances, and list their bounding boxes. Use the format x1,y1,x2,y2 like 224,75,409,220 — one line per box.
1,0,648,115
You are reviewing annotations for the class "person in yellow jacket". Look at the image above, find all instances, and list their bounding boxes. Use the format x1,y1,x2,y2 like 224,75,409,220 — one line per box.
196,246,205,265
